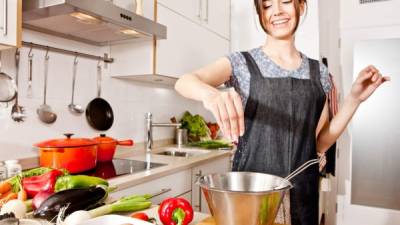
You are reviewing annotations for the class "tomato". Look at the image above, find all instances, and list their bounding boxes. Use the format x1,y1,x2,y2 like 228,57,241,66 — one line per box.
130,212,149,221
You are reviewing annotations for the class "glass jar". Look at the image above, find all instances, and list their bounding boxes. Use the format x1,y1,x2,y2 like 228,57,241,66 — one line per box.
0,162,7,181
5,160,22,178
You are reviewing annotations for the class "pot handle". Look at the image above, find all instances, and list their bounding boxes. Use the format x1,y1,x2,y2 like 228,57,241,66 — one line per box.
117,139,134,146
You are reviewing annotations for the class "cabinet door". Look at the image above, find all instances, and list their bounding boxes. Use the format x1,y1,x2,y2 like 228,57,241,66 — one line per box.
157,0,201,24
202,0,230,40
156,4,230,77
109,169,192,205
0,0,21,49
192,156,231,213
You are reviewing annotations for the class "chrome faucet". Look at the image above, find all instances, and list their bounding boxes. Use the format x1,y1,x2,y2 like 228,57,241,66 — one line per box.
145,112,181,154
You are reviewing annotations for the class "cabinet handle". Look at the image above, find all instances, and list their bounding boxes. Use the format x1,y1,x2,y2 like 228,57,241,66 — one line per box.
150,188,172,198
197,0,202,21
204,0,209,23
194,170,203,211
2,0,7,35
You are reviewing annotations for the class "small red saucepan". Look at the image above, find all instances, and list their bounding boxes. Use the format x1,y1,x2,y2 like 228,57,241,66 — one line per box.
35,134,98,173
93,134,134,162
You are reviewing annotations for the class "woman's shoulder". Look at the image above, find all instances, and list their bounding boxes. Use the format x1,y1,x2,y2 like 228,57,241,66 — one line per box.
301,53,332,93
227,47,262,65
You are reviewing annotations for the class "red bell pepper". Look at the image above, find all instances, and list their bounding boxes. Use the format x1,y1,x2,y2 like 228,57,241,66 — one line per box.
22,169,63,198
158,198,194,225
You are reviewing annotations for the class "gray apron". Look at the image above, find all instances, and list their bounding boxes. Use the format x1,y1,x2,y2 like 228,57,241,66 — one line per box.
232,52,326,225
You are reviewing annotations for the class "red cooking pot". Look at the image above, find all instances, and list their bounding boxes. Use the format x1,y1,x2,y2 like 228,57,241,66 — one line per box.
35,133,97,173
93,134,134,162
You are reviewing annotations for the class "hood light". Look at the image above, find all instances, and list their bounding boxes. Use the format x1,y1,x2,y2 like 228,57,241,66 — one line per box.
70,12,101,24
119,29,140,36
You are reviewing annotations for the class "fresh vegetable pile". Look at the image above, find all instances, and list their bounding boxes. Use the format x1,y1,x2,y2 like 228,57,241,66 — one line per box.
0,167,152,223
180,111,211,142
188,140,232,149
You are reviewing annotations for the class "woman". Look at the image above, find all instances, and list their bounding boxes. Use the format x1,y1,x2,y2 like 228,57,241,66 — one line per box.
175,0,390,224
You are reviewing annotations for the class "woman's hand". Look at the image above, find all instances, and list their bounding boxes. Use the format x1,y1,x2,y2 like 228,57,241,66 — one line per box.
201,88,245,141
350,65,390,103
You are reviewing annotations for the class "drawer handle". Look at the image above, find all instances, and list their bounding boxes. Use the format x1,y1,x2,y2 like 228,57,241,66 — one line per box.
150,188,172,198
197,0,202,20
195,170,203,211
3,0,7,35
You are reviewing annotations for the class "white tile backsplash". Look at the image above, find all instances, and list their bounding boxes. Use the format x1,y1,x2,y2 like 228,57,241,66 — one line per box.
0,30,213,160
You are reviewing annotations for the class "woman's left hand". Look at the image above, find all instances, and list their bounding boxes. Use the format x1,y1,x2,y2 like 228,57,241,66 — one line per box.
350,65,390,103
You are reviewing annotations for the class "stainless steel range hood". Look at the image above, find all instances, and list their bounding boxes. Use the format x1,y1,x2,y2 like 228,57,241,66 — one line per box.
22,0,167,46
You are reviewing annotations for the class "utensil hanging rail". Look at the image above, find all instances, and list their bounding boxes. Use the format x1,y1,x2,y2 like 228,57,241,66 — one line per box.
22,41,114,63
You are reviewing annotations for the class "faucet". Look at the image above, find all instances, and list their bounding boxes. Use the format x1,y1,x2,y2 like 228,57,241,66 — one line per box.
145,112,181,155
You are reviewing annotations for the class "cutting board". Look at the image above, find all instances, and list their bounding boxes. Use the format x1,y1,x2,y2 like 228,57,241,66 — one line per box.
196,217,287,225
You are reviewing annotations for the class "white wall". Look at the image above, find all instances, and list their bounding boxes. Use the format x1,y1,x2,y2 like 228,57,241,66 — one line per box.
230,0,320,59
336,0,400,224
0,30,211,160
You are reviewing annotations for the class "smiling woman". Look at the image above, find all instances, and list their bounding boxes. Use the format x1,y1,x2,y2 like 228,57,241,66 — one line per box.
174,0,390,224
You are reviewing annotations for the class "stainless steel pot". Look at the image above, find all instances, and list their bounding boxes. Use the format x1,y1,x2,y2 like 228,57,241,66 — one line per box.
197,172,292,225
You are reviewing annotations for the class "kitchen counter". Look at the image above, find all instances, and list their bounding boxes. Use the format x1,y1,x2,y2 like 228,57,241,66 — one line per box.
108,145,233,192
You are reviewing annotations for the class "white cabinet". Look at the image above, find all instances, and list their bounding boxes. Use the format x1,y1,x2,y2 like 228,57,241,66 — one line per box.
0,0,21,49
191,156,231,213
109,169,192,205
341,0,400,30
158,0,230,40
155,4,229,77
110,3,230,83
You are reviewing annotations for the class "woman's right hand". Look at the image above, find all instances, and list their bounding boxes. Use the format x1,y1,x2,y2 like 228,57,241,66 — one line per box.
201,88,245,141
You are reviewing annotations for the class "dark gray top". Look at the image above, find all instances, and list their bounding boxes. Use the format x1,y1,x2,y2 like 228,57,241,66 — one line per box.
225,47,331,107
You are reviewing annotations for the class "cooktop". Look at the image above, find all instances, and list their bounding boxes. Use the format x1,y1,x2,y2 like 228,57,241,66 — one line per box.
81,159,166,179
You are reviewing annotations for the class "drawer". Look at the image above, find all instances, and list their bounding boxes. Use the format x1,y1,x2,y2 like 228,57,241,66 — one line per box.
110,169,192,204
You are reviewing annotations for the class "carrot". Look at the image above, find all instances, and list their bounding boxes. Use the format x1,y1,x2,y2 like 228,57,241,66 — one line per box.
0,191,18,207
0,181,12,194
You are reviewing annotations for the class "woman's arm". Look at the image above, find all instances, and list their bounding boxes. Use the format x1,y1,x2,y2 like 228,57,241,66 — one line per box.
316,65,390,153
175,57,245,141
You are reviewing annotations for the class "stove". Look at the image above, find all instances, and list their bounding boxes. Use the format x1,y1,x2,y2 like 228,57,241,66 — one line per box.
81,159,166,179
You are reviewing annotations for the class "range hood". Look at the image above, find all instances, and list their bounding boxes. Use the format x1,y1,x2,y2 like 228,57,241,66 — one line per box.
22,0,167,46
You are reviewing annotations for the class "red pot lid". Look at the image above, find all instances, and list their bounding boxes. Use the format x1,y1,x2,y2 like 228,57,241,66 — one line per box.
93,134,116,144
35,133,97,148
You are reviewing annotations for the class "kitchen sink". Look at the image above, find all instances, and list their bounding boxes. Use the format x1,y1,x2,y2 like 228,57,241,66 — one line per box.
155,147,211,157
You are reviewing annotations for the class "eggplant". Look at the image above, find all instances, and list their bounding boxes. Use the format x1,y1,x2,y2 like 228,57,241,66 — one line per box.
33,186,107,221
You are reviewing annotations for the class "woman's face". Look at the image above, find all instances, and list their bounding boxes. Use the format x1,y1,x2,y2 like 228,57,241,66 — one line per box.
262,0,304,40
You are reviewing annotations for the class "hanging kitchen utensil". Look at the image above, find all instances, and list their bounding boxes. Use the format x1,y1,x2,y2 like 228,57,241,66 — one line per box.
0,51,17,103
27,46,34,98
68,55,84,114
37,49,57,124
85,61,114,131
11,49,26,122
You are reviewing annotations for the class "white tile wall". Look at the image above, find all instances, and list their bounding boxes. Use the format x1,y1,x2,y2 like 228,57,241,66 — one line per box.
0,30,213,160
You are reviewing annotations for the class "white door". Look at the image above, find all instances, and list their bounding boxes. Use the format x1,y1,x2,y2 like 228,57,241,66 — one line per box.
202,0,230,40
156,4,230,77
0,0,21,49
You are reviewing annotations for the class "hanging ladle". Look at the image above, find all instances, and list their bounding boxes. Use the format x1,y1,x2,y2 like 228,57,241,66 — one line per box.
274,158,322,190
37,48,57,124
68,55,84,114
11,49,26,122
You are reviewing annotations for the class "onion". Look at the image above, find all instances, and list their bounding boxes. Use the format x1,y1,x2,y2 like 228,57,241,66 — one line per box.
63,210,92,225
0,199,27,219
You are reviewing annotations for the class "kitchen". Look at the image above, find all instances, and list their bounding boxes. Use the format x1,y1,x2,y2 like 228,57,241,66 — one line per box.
0,0,399,225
